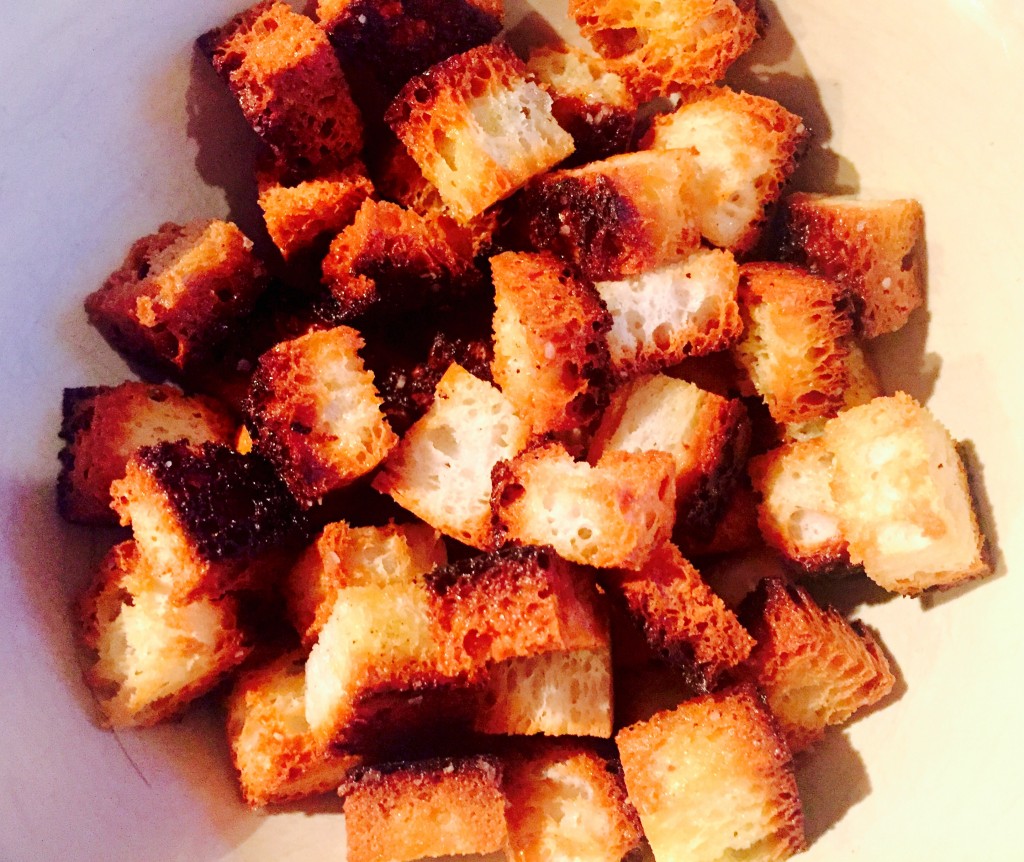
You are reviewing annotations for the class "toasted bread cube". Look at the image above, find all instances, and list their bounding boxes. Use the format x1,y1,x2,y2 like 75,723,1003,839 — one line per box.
571,0,759,101
503,740,644,862
677,481,761,559
373,363,531,549
227,650,361,807
341,756,510,862
78,541,249,728
245,326,397,504
57,382,235,525
733,263,854,425
823,393,989,593
284,521,446,647
493,442,676,570
110,442,306,600
518,150,703,281
645,87,807,252
199,1,362,169
491,251,612,435
739,579,895,752
781,194,925,338
85,220,268,373
616,685,805,862
386,44,575,222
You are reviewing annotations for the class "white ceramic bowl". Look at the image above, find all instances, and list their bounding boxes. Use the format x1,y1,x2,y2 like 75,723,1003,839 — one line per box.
1,2,1022,859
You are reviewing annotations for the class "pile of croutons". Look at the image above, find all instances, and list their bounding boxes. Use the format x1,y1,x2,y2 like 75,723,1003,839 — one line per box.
59,1,990,860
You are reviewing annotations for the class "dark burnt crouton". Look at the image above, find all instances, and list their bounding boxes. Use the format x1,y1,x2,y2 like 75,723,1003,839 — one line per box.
739,579,895,752
781,194,925,338
85,220,268,373
386,44,575,222
110,441,306,600
616,685,806,862
490,251,612,435
57,382,235,525
570,0,760,101
677,481,761,559
227,650,361,807
78,541,249,728
517,150,703,281
199,0,363,170
733,263,854,425
340,756,510,862
245,326,397,504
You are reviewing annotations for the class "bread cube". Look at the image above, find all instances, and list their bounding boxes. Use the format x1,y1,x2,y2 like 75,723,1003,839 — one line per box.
199,0,362,170
245,326,397,504
340,756,510,862
616,685,805,862
781,194,925,337
490,251,612,435
85,220,268,373
78,541,249,728
386,44,574,222
739,579,895,752
57,382,235,525
570,0,760,101
373,363,531,549
677,481,761,559
823,393,989,593
517,149,703,281
645,86,807,252
492,442,676,570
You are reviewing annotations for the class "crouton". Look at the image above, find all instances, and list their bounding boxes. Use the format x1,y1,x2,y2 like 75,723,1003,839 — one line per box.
781,194,925,338
823,393,989,593
644,86,807,252
733,262,854,425
616,685,805,862
517,149,703,281
373,363,531,549
199,0,362,170
526,43,637,166
490,251,612,435
386,44,575,222
57,382,235,525
85,220,268,373
502,741,644,862
677,481,761,559
109,442,307,600
78,541,249,728
227,650,361,807
492,442,676,570
245,326,397,504
340,756,510,862
739,579,895,752
594,248,742,377
570,0,760,101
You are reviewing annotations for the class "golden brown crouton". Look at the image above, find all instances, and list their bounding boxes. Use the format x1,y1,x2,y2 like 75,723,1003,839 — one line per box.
733,262,854,425
199,1,363,170
373,363,531,549
245,326,397,504
78,541,249,728
571,0,760,101
490,251,612,435
616,684,805,862
340,756,510,862
644,86,807,252
781,194,925,338
386,44,575,222
739,579,895,752
823,393,989,594
57,382,235,525
517,149,704,281
85,220,268,373
492,442,677,570
226,650,361,807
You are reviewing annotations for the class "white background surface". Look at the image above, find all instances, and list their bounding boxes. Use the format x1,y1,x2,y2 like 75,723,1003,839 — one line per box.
1,1,1023,860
